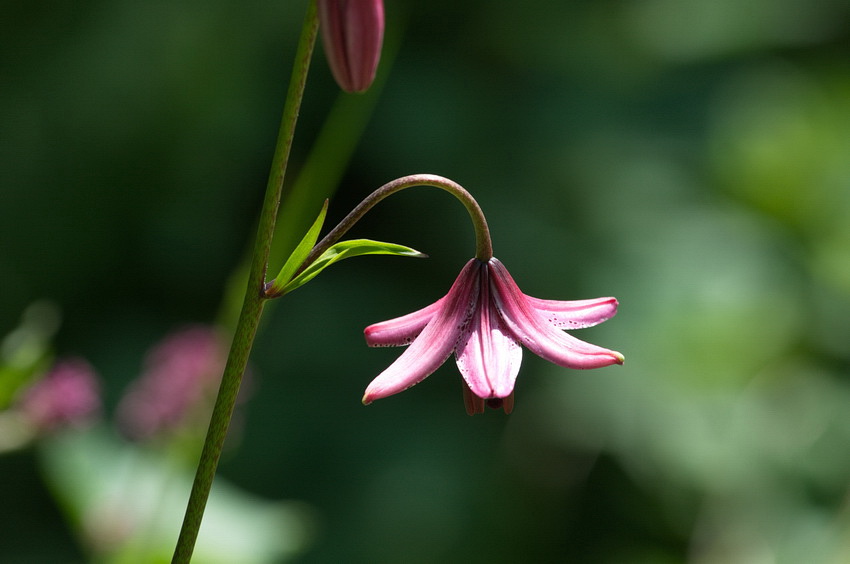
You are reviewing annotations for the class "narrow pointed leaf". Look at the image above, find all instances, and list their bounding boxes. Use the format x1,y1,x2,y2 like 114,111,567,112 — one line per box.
267,201,328,297
281,239,426,295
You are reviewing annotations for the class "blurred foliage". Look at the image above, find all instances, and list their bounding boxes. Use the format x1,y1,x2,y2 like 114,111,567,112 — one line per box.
0,302,59,410
3,0,850,563
41,428,311,563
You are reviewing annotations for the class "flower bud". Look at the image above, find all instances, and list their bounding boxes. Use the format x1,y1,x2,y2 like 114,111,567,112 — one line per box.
318,0,384,93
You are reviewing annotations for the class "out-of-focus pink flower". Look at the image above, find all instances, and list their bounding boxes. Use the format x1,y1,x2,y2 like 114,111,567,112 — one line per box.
318,0,384,93
117,326,225,440
363,258,624,414
20,358,101,432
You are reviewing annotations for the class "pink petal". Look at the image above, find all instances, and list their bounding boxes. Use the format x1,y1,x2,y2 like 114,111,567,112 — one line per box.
362,260,481,404
455,265,522,399
525,296,619,329
489,259,624,369
364,297,445,347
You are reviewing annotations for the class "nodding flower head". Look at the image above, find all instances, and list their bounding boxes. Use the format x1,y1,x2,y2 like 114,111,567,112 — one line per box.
363,258,623,414
318,0,384,93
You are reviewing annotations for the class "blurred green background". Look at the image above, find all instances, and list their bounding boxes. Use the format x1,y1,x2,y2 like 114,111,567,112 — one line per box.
3,0,850,562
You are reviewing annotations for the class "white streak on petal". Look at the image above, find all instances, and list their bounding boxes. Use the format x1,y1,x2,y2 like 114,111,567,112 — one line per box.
455,265,522,399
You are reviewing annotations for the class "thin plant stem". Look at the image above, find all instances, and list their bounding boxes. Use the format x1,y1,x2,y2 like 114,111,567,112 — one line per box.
171,2,319,562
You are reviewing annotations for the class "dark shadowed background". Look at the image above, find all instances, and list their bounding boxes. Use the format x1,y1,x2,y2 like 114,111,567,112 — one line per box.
3,1,850,562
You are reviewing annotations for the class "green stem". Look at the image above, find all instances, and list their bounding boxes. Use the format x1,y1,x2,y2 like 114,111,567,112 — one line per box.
295,173,493,277
171,2,319,562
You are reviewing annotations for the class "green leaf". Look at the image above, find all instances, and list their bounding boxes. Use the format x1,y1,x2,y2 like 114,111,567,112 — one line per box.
280,239,427,295
267,201,328,297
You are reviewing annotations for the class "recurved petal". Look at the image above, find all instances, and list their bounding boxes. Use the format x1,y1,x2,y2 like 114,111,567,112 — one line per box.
364,297,444,347
362,260,481,404
489,259,624,369
455,265,522,399
525,296,619,329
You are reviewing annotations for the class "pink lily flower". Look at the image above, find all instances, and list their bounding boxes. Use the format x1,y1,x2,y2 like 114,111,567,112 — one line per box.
363,258,624,414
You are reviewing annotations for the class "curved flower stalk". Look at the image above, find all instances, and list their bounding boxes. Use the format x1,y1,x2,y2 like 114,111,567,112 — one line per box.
363,258,623,414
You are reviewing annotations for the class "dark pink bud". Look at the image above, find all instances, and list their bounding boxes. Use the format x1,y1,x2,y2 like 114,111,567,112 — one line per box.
19,358,101,432
318,0,384,93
